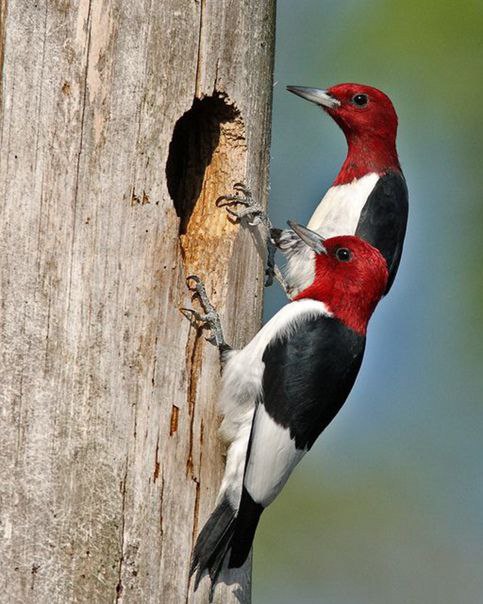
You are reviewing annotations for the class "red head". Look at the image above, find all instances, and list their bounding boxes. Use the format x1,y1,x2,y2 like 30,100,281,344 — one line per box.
287,83,401,184
290,222,388,335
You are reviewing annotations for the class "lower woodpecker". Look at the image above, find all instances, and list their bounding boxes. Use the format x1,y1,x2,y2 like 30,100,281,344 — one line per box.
184,221,389,596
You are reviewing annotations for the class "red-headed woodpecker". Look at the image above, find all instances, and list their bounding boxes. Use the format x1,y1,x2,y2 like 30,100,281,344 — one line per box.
184,222,389,596
277,83,407,295
218,83,408,296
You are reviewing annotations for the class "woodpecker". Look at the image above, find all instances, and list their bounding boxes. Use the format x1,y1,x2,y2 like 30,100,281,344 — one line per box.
218,83,408,296
183,222,389,596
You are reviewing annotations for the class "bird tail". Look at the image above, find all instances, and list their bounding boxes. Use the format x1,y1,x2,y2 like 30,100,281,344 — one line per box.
228,486,263,568
190,494,237,593
190,488,263,596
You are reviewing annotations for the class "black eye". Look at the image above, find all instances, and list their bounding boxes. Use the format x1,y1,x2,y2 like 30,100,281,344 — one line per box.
336,248,352,262
352,93,368,107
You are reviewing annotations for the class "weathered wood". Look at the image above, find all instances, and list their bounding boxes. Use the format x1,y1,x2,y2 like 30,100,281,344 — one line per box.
0,1,275,602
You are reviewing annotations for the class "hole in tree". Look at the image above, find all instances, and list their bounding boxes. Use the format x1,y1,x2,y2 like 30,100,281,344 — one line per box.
166,95,240,236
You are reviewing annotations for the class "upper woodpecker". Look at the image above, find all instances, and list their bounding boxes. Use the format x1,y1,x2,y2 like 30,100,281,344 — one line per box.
217,83,408,296
184,223,388,596
277,83,408,295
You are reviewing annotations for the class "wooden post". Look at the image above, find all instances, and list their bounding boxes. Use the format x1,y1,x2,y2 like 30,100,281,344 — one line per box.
0,1,275,602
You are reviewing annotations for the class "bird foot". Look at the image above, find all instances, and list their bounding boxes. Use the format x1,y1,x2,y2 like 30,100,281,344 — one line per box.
181,275,229,352
216,182,270,228
215,183,289,294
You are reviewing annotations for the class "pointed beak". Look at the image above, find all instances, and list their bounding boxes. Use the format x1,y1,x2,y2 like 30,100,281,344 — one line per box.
286,86,340,109
288,221,327,255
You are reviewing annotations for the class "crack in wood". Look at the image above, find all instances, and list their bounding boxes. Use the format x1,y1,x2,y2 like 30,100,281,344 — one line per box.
185,328,203,478
66,0,92,318
153,435,160,482
115,457,129,602
169,404,179,436
159,474,165,536
194,0,205,98
190,419,203,539
151,334,158,387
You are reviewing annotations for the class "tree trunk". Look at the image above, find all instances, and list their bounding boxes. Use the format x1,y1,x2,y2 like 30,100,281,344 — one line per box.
0,1,275,603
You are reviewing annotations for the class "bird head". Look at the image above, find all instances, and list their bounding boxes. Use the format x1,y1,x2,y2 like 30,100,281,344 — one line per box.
287,83,398,140
289,221,388,334
286,83,400,182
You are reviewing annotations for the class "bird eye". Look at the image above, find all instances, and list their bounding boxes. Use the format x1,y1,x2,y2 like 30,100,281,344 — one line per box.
336,248,352,262
352,93,368,107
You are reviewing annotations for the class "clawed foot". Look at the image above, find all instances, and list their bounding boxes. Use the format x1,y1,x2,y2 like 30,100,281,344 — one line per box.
215,183,289,295
216,183,270,229
181,276,230,352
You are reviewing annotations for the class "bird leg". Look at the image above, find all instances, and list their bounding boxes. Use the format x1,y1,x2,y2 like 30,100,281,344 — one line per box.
216,183,288,292
181,276,231,357
216,182,271,229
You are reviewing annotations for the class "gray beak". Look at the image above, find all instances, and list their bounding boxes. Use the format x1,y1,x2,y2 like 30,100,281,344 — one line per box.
286,85,340,109
288,220,327,254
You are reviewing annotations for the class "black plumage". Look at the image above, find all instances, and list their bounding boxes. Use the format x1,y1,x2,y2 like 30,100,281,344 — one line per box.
228,487,263,568
190,495,236,592
262,314,365,450
356,170,408,292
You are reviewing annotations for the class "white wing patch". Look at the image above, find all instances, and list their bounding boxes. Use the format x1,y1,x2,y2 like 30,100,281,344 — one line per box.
244,404,305,507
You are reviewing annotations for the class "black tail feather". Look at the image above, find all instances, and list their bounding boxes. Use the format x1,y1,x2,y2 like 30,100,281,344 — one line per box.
190,495,237,591
229,487,263,569
190,488,264,596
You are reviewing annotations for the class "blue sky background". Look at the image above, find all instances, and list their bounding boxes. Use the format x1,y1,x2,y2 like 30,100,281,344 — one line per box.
255,1,483,602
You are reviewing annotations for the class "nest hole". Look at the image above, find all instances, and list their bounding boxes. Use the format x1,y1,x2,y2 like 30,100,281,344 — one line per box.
166,95,240,236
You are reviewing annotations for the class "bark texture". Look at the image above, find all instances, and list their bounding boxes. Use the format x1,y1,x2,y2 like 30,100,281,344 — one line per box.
0,1,275,602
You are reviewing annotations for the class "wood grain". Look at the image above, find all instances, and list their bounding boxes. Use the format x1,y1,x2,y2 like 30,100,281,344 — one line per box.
0,1,275,602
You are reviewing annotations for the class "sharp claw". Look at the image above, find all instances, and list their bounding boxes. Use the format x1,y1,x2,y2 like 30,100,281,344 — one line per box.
233,182,251,196
216,195,251,209
180,306,198,317
216,183,252,210
215,195,232,207
186,275,201,289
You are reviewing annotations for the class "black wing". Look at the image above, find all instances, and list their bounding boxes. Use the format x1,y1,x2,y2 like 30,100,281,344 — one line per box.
262,314,366,451
356,170,408,293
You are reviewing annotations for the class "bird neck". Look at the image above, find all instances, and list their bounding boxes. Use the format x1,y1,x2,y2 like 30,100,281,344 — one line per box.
293,268,384,336
333,133,400,186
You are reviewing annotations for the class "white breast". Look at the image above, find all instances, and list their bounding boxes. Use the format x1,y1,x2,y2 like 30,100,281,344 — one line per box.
307,172,379,238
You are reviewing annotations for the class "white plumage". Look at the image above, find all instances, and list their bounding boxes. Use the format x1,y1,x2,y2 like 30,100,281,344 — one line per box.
244,404,305,507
